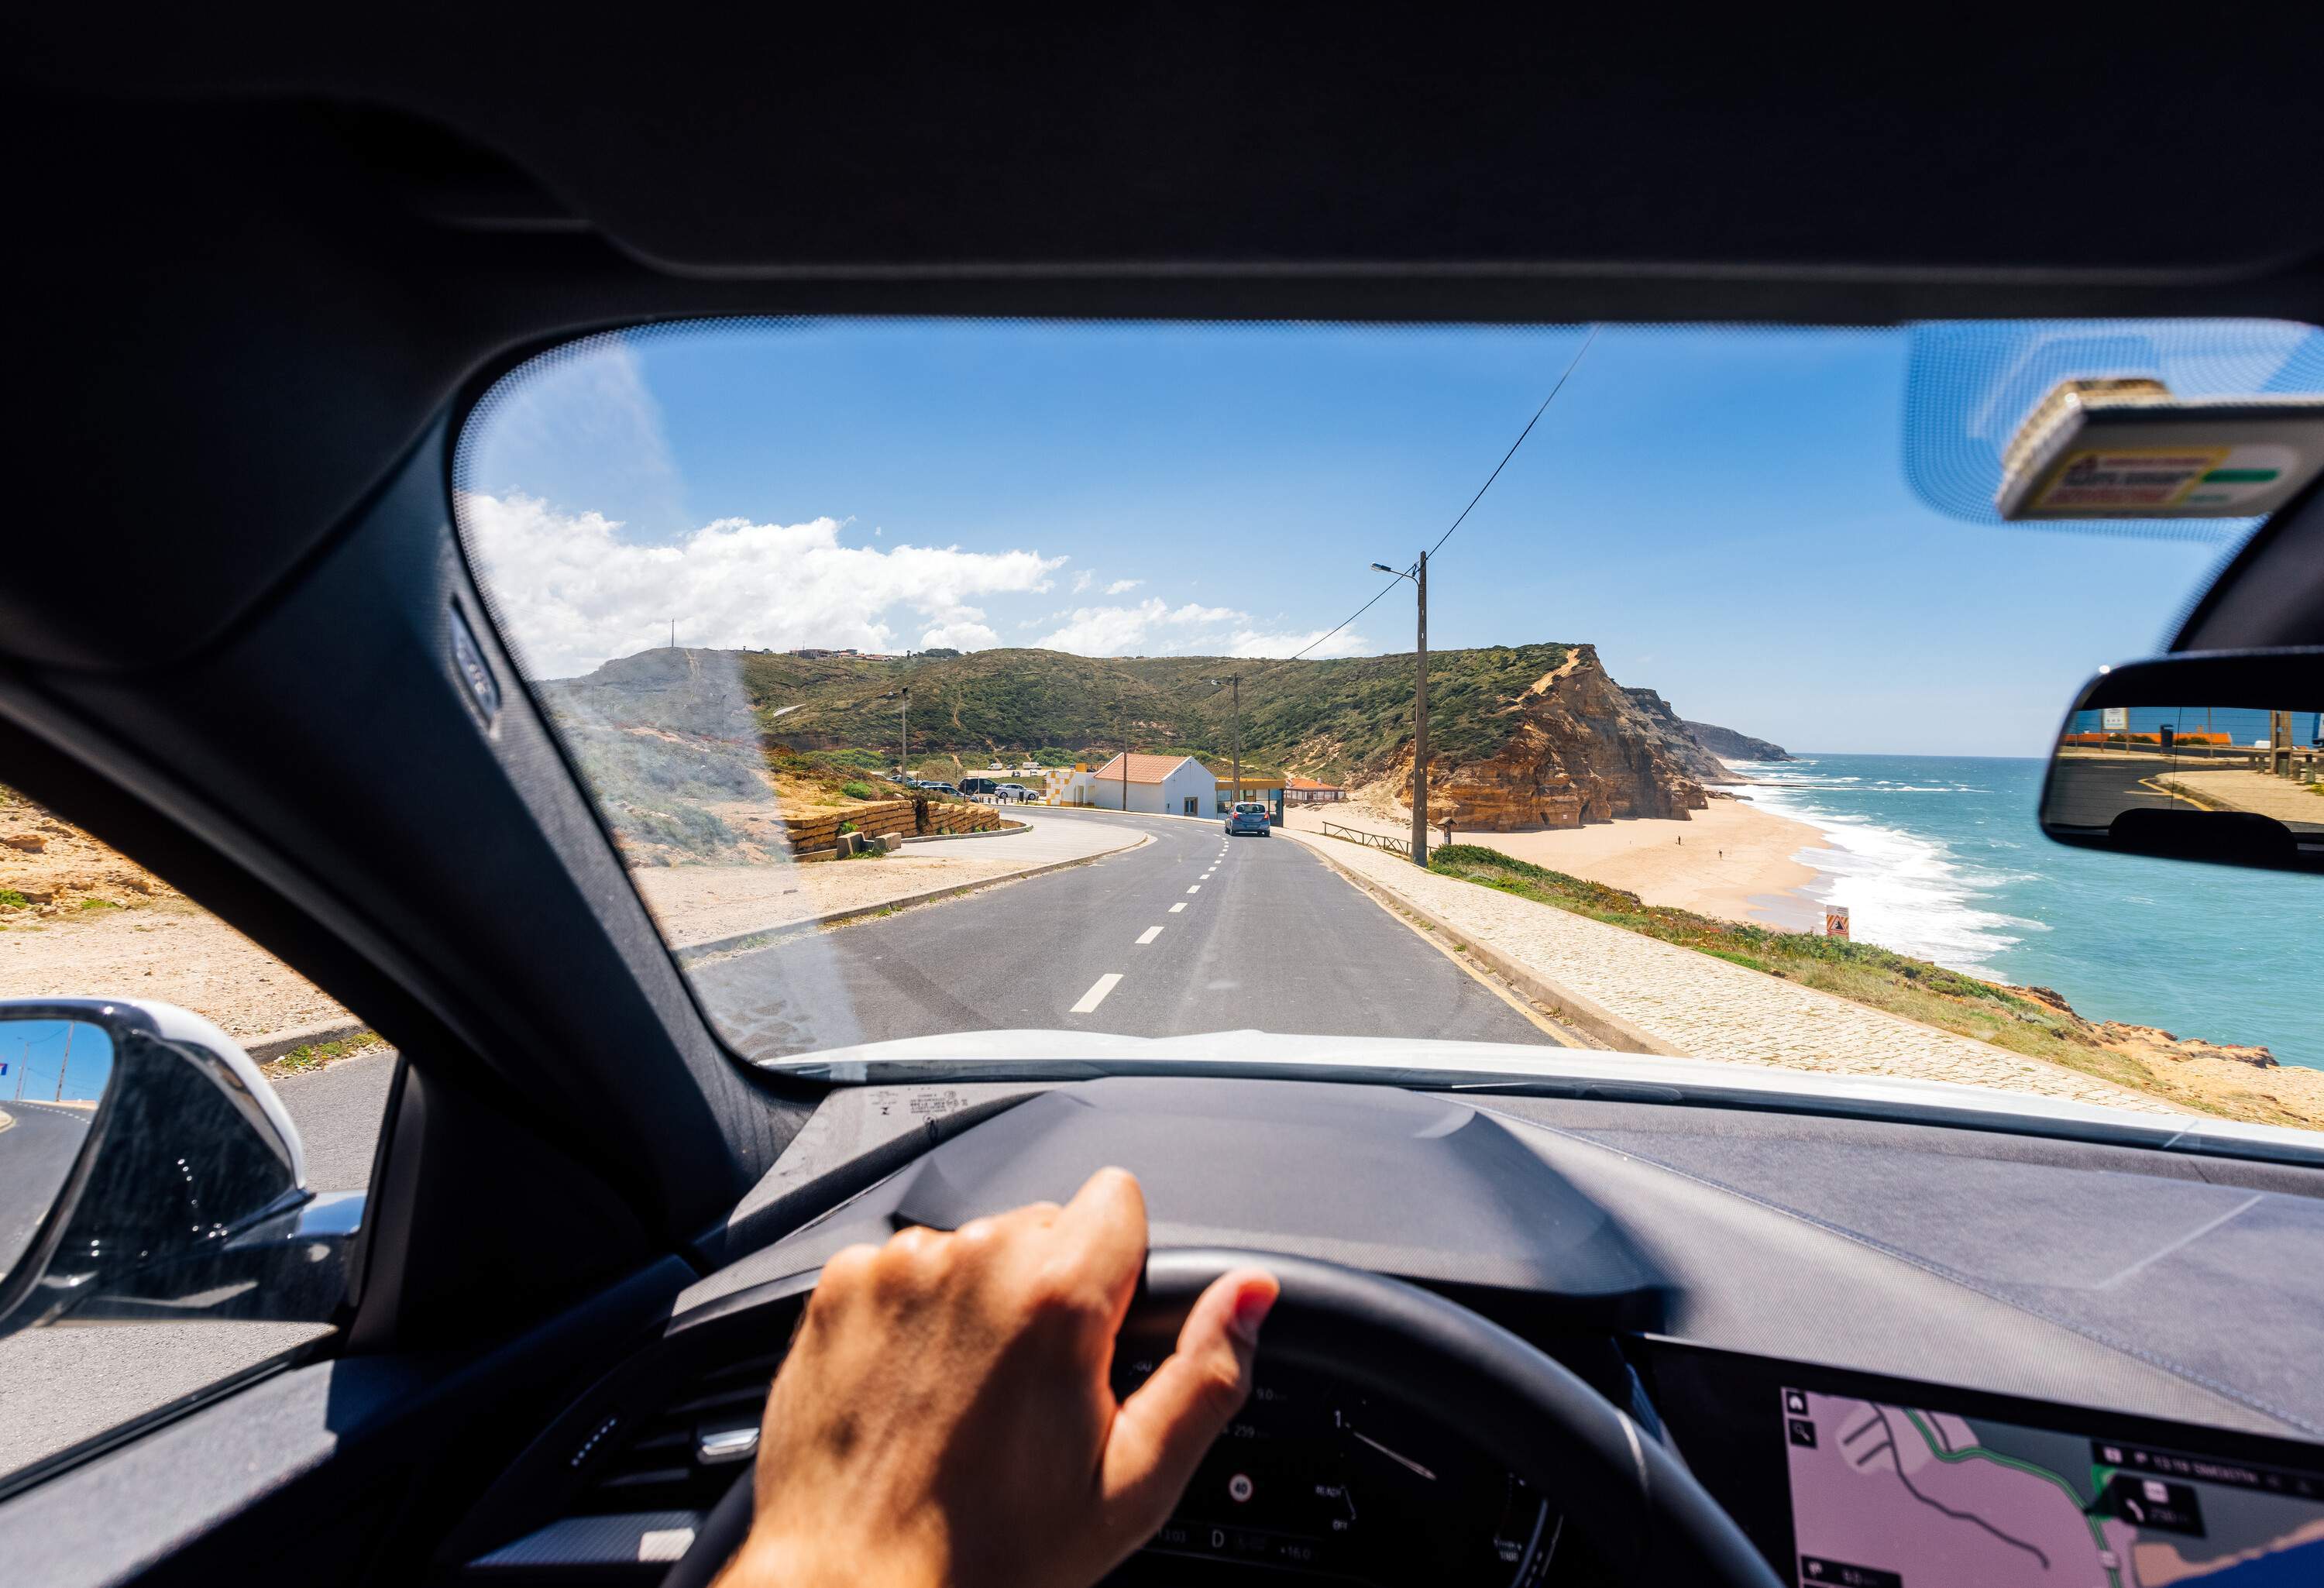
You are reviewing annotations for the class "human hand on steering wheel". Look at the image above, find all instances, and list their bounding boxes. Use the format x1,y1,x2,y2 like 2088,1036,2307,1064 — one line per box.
715,1167,1278,1588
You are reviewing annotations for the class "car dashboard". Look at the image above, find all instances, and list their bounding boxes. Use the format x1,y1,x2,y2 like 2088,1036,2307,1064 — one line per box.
436,1076,2324,1586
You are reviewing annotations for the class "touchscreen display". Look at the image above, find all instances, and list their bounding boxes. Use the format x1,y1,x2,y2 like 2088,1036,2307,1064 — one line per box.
1781,1387,2324,1587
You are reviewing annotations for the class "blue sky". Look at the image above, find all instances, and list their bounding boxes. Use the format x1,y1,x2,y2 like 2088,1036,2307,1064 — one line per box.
459,320,2302,756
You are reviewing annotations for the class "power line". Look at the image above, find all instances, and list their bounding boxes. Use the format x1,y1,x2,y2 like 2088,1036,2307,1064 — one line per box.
1274,576,1408,665
1427,323,1599,560
1253,324,1601,673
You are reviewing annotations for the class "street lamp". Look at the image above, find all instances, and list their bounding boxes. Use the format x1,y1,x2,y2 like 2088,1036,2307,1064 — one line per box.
1372,555,1429,868
1208,675,1242,818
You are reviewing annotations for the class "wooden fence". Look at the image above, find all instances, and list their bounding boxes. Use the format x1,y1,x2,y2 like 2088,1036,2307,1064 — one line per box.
1320,820,1411,858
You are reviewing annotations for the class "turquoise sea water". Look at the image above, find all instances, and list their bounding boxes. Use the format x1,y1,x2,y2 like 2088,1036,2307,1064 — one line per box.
1730,754,2319,1071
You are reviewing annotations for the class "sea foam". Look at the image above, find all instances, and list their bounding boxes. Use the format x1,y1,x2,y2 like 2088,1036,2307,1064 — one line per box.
1728,760,2045,973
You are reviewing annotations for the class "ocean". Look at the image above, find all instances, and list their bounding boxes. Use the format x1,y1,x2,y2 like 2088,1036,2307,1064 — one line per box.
1729,754,2319,1071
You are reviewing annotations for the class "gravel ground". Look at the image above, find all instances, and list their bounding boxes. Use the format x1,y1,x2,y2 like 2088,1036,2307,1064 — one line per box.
0,898,352,1040
1282,826,2192,1115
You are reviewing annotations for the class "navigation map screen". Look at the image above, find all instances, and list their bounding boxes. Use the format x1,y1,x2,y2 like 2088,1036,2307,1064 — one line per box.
1783,1387,2324,1586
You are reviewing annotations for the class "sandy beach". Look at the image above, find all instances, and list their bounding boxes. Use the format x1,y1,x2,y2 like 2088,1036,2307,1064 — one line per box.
1282,794,1826,930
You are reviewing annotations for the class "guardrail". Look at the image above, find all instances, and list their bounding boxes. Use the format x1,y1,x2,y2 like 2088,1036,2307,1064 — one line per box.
1320,820,1411,858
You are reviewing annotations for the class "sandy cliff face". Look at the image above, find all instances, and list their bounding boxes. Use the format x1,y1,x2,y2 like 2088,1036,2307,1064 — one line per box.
1374,647,1711,830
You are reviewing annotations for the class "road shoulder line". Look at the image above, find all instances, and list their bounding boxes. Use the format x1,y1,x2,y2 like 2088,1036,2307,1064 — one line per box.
1286,833,1670,1054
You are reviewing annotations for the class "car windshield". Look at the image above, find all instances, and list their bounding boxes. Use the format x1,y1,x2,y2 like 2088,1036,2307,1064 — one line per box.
456,319,2324,1138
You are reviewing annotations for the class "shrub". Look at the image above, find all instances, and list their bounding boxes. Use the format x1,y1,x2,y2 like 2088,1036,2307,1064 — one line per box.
841,781,878,799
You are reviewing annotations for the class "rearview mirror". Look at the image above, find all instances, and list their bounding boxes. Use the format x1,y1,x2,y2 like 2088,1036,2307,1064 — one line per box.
2039,651,2324,872
0,999,360,1342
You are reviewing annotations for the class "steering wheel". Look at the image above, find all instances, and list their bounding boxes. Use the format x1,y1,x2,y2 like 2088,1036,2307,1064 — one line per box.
663,1249,1782,1586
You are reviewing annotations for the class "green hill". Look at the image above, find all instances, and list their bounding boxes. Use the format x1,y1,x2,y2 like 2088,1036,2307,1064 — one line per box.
548,643,1576,784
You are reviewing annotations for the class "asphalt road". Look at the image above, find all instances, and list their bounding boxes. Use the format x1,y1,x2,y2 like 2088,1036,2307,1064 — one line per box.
273,1049,398,1191
0,1102,95,1280
2042,754,2194,828
689,810,1559,1060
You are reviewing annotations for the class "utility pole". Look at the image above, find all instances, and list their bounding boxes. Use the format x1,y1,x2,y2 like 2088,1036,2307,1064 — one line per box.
53,1021,72,1103
1209,675,1242,811
1371,552,1430,867
1413,550,1428,866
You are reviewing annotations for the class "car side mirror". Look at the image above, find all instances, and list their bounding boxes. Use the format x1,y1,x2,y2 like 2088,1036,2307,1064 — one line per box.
2038,650,2324,873
0,999,362,1341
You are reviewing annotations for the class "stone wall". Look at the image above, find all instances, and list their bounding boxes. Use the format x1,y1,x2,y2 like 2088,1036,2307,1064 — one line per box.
779,798,1009,854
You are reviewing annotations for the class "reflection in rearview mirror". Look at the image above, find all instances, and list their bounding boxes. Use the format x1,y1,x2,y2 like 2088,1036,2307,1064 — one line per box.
0,1017,116,1287
2041,688,2324,872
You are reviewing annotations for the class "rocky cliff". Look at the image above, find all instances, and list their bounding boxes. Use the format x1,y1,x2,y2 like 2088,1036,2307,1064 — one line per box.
1680,719,1793,762
1382,647,1712,830
1619,688,1737,785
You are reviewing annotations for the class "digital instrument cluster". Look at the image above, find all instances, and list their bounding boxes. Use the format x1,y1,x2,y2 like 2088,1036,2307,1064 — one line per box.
1106,1356,1564,1586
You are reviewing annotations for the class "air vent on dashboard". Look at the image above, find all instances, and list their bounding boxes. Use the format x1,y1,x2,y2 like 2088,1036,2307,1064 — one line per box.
577,1352,779,1518
466,1351,781,1581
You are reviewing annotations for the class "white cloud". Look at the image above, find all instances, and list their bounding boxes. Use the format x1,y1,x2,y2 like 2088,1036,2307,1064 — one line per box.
460,492,1064,677
1224,625,1370,658
1071,569,1095,593
1104,578,1143,595
1032,597,1368,659
1036,599,1180,655
922,620,1000,650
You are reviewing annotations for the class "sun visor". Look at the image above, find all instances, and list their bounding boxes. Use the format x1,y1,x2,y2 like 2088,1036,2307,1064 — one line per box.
1903,319,2324,538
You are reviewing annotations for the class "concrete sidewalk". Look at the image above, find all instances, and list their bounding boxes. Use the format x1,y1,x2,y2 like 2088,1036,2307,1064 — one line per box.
1282,826,2187,1115
638,809,1150,952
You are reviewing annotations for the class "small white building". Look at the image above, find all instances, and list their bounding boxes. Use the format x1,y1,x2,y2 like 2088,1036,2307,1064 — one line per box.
1040,765,1095,806
1088,753,1218,817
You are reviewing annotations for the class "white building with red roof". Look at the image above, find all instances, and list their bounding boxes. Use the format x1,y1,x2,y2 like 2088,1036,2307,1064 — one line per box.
1086,752,1217,817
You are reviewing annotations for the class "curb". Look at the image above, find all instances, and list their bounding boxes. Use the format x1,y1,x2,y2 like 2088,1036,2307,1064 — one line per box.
1284,832,1682,1057
242,1018,370,1064
901,822,1032,844
675,832,1154,964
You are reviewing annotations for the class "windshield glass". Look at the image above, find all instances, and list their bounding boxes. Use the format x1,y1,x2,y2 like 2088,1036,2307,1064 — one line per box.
456,320,2324,1136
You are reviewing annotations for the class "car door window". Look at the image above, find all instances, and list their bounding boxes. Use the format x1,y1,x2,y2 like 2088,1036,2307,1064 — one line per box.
0,781,395,1487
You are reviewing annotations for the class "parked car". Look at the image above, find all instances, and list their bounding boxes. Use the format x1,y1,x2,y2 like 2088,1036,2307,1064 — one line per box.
994,782,1037,803
959,777,999,797
920,781,961,798
1225,801,1271,836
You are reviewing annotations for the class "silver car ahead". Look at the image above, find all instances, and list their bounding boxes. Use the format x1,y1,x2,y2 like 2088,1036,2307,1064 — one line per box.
1224,801,1270,836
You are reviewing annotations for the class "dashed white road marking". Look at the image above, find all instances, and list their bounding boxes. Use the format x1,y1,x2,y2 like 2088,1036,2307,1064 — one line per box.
1071,973,1124,1013
1136,926,1163,944
1186,885,1201,894
1170,902,1187,913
